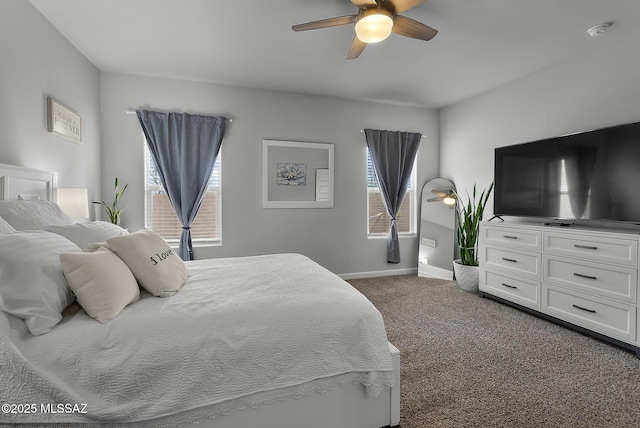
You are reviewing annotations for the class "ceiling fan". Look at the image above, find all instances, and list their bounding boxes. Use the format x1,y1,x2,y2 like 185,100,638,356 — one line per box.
292,0,438,59
427,189,456,207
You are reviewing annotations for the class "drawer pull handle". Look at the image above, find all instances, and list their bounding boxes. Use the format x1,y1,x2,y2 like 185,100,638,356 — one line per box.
572,304,596,314
501,257,518,263
501,283,517,289
574,244,598,250
573,272,597,280
503,235,518,239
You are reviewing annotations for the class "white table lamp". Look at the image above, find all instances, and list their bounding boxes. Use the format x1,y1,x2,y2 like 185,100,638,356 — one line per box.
57,188,89,222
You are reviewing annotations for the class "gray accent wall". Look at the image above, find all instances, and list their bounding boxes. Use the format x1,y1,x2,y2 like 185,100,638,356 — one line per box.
100,73,439,276
0,1,101,202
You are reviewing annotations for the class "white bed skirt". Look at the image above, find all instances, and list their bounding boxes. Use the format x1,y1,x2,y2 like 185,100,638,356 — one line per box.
149,343,400,428
8,343,399,428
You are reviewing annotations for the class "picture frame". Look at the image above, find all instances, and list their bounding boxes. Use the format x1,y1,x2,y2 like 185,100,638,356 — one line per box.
262,140,334,209
47,97,82,144
277,163,306,186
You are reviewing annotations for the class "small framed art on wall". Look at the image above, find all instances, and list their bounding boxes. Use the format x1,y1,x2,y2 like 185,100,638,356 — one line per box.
47,97,82,144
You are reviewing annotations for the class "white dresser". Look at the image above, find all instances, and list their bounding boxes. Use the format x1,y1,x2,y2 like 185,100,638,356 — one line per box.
479,221,640,357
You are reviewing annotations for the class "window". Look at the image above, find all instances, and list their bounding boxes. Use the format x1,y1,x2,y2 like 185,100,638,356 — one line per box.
144,144,221,244
367,149,416,235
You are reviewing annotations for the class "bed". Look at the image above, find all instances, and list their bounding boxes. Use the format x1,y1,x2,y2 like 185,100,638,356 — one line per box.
0,163,400,428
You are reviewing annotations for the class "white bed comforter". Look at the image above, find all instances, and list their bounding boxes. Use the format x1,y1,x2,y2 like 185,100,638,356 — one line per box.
0,254,393,426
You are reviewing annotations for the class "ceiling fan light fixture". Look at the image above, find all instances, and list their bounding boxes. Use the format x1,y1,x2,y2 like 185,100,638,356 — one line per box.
355,12,393,44
443,190,457,206
443,195,457,206
292,0,435,59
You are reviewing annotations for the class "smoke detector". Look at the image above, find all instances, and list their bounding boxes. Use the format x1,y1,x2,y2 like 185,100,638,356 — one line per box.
587,22,613,37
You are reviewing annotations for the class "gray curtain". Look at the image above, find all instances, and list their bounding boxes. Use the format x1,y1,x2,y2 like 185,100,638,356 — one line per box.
365,129,421,263
137,110,227,260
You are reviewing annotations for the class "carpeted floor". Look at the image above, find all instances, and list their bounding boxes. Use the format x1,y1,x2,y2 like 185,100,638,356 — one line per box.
349,275,640,428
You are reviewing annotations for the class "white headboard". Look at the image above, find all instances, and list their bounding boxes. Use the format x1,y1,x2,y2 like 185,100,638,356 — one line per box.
0,163,58,202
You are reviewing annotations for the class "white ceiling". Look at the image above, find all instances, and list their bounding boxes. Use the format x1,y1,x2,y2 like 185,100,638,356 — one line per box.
29,0,640,108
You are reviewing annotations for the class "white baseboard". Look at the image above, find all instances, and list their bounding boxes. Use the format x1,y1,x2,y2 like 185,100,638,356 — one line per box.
339,267,418,280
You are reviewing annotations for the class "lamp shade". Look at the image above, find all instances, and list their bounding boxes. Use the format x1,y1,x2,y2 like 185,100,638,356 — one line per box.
355,13,393,43
57,188,89,220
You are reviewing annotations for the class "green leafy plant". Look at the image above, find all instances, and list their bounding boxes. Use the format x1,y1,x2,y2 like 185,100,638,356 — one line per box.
93,178,128,225
456,182,494,266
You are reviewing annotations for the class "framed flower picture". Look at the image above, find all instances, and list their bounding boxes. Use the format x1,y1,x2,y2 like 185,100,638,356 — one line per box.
277,163,306,186
262,140,334,209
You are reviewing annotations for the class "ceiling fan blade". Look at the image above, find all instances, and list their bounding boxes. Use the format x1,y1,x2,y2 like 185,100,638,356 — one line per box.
387,0,428,14
427,197,444,202
347,36,367,60
392,15,438,41
292,15,357,32
351,0,378,7
431,189,447,197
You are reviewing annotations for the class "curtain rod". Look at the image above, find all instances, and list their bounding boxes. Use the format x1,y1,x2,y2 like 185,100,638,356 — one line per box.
126,109,232,122
360,129,426,139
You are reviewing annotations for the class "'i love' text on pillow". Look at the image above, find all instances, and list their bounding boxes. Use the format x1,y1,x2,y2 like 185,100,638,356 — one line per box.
106,229,188,297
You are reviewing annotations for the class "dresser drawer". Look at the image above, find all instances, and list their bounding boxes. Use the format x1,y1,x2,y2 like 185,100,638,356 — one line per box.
543,231,638,267
544,255,637,303
542,284,636,342
482,246,541,278
481,270,540,309
482,225,541,251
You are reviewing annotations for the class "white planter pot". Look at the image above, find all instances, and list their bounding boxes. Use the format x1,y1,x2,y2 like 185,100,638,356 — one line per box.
453,259,479,292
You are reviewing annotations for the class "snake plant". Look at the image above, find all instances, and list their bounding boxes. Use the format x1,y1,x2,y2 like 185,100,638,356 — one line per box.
456,182,494,266
93,177,128,225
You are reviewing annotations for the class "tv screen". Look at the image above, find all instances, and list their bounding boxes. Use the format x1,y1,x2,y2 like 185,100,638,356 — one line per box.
494,121,640,224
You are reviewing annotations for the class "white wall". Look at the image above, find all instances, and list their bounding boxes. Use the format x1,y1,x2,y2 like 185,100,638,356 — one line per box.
0,1,101,200
100,73,439,276
440,26,640,216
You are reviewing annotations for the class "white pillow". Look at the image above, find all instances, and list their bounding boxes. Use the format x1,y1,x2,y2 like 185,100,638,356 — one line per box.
45,221,128,251
106,229,188,297
60,250,140,323
0,216,16,233
0,200,73,230
0,231,81,335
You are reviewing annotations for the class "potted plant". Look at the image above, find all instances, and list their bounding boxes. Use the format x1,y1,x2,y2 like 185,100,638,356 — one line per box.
452,182,494,292
93,178,128,225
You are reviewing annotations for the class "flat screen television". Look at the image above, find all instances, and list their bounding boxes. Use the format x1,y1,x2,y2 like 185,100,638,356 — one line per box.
494,121,640,225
